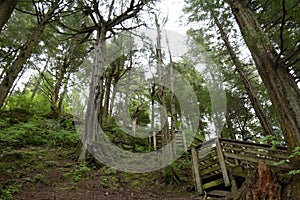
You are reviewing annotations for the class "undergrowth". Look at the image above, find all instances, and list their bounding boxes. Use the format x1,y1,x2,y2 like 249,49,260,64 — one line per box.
0,112,79,152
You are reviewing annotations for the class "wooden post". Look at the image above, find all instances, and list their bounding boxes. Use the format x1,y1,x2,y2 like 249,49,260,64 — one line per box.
191,147,203,194
148,134,152,151
229,169,238,193
182,131,187,152
153,131,157,150
216,138,230,187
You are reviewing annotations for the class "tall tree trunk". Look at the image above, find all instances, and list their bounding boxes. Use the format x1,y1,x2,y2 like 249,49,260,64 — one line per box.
58,71,71,112
210,9,275,137
124,60,132,126
0,1,59,108
227,0,300,151
2,65,26,108
166,33,176,155
226,0,300,197
31,59,49,100
79,28,106,162
155,14,168,147
0,0,18,33
109,55,127,116
51,60,68,112
109,80,117,116
151,81,156,150
103,68,114,118
155,14,180,184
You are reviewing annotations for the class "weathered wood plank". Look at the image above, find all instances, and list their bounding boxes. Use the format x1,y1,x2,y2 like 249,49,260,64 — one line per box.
202,170,222,180
222,146,289,160
224,152,292,168
199,160,219,170
216,139,230,187
203,178,224,189
198,149,216,158
220,138,287,151
198,154,218,162
191,147,203,194
195,138,217,150
207,190,232,197
201,164,221,175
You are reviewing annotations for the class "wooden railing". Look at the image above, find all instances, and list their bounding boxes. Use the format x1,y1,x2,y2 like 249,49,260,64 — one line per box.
191,138,290,194
219,138,290,168
150,130,187,151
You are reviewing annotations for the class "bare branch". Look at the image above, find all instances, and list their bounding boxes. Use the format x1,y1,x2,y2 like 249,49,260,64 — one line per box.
57,20,97,34
276,0,286,65
106,0,146,30
14,8,36,16
107,0,115,21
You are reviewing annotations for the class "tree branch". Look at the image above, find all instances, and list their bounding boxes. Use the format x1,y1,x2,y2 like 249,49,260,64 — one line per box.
106,0,146,30
276,0,286,65
107,0,115,21
57,20,97,34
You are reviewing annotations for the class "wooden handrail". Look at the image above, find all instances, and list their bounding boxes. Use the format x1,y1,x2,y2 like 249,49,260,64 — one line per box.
219,138,287,151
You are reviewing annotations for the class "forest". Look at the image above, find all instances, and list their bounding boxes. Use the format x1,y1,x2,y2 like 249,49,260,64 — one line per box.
0,0,299,199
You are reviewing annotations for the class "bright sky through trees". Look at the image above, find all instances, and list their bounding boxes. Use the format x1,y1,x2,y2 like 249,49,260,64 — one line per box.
156,0,188,34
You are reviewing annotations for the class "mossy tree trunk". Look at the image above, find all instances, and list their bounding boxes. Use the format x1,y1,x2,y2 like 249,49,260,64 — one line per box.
226,0,300,198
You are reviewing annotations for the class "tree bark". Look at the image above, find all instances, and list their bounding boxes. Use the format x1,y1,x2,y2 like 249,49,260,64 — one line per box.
155,14,168,147
0,2,59,108
109,55,127,116
58,72,71,111
103,65,115,117
109,80,117,116
51,60,68,112
166,32,176,155
0,0,18,33
79,28,106,162
226,0,300,197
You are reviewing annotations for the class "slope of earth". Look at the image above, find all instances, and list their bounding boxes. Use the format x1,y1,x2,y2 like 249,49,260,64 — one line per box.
0,146,198,200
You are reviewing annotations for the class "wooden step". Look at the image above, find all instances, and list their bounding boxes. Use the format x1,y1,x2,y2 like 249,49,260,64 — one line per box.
207,190,231,197
202,171,222,180
203,178,224,189
199,159,219,170
201,165,221,176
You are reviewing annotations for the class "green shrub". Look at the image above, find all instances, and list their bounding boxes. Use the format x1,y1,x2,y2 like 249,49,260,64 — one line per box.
0,116,79,149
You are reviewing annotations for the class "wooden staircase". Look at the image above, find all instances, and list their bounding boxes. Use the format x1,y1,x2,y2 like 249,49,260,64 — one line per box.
150,130,187,151
191,138,230,196
191,138,290,198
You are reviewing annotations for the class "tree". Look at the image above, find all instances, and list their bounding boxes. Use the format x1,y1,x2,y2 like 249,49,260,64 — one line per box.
0,0,66,109
0,0,18,33
226,0,300,197
78,0,153,162
209,7,275,137
183,0,277,139
226,0,300,153
154,13,169,148
50,35,89,113
166,31,176,156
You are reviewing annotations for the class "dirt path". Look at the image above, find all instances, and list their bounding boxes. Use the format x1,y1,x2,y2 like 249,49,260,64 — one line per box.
0,146,198,200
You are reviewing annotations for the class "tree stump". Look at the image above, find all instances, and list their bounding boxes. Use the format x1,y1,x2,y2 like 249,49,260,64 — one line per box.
246,160,281,200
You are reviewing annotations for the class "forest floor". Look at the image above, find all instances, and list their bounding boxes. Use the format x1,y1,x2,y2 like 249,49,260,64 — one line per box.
0,110,200,199
0,145,199,200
